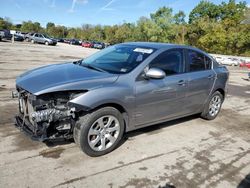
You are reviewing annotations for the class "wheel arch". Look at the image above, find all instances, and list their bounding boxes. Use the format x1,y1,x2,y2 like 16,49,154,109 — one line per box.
94,103,129,133
214,88,225,99
74,102,130,133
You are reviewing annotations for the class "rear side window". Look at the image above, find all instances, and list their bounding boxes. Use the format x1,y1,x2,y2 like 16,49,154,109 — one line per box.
205,56,212,69
188,50,212,71
150,49,183,76
188,50,205,71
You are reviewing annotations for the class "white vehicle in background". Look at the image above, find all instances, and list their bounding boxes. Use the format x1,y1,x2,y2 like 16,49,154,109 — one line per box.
219,57,239,66
214,56,224,64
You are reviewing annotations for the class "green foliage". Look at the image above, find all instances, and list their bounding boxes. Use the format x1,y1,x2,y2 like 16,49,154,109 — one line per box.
187,0,249,56
20,21,43,33
0,17,13,30
189,0,221,23
174,11,186,25
0,1,249,56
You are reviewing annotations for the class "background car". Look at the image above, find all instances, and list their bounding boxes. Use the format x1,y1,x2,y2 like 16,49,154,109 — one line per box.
82,41,93,48
220,57,239,66
0,30,24,41
54,38,64,42
93,42,105,49
0,29,12,41
15,31,26,38
63,38,70,43
240,60,250,68
69,39,81,45
12,34,24,41
31,33,57,45
24,32,35,42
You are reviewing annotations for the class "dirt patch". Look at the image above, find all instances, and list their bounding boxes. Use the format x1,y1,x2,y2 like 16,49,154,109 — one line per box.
39,147,65,159
119,178,158,188
228,84,250,98
9,133,42,153
0,84,7,91
212,108,250,140
139,167,148,171
118,161,124,165
55,152,177,187
0,103,18,124
162,146,249,188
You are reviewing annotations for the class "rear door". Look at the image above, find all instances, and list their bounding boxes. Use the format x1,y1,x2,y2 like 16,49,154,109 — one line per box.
185,49,215,113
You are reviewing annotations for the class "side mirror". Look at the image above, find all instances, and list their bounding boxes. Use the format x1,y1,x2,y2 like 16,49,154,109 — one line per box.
145,68,166,79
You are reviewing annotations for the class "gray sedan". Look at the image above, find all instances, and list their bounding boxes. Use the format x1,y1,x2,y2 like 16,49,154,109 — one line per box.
14,42,229,156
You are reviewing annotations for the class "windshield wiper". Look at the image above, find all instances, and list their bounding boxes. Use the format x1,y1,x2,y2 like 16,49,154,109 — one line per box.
81,61,107,73
73,59,82,65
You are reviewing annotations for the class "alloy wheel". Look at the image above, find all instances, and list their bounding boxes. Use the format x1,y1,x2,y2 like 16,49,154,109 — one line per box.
87,115,120,151
208,95,222,117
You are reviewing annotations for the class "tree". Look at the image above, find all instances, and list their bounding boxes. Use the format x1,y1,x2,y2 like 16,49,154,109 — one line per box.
0,1,249,56
174,11,186,25
20,21,42,32
46,22,55,30
189,0,221,23
173,11,186,44
0,17,13,30
150,7,175,42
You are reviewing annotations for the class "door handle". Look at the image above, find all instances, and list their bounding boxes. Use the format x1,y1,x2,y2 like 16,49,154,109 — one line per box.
178,80,186,86
208,75,215,79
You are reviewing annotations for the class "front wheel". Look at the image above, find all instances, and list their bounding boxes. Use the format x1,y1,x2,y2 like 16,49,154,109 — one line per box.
74,107,124,157
201,91,223,120
45,41,49,45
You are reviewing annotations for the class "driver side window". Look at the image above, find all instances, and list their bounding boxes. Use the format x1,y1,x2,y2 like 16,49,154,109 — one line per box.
149,49,184,76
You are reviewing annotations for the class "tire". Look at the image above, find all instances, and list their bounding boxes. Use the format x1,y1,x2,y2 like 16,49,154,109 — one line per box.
25,38,29,42
45,41,49,45
31,39,35,44
74,107,124,157
201,91,224,120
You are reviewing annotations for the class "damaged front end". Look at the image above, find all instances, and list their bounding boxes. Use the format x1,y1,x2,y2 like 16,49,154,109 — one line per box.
13,88,85,141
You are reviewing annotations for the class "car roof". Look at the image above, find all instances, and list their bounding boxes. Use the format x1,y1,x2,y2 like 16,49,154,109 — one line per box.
122,42,205,53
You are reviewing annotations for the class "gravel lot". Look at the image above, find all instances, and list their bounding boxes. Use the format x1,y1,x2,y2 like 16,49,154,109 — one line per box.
0,41,249,188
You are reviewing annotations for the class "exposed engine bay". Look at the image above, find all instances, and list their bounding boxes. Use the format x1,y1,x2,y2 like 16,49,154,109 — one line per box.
14,87,84,141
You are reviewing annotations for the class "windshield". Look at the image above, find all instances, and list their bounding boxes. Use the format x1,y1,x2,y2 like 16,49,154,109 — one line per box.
43,34,51,39
81,44,155,74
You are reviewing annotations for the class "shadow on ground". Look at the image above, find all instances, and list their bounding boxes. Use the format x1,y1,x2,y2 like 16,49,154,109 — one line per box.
44,114,200,150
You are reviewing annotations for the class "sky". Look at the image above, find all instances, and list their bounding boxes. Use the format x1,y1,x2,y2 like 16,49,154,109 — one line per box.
0,0,249,27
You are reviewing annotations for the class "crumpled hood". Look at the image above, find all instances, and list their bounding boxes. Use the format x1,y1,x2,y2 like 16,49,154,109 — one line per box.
16,62,118,95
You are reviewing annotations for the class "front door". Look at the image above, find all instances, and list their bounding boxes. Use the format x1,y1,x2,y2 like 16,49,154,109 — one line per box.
135,49,189,126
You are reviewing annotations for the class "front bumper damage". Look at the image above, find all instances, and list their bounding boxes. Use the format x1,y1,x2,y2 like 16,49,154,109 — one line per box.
14,113,75,141
13,89,77,142
15,114,47,141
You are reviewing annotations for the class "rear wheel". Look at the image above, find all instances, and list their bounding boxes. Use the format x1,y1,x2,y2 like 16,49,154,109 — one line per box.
201,91,223,120
74,107,124,157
